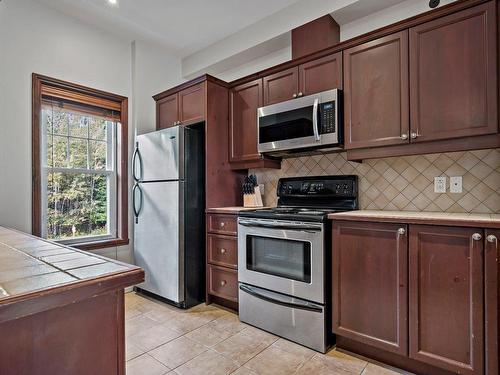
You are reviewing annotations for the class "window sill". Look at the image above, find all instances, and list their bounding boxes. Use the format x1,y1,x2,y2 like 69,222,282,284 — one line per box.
69,238,129,251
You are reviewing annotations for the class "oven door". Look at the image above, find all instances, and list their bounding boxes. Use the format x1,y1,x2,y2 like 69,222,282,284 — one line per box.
237,218,324,303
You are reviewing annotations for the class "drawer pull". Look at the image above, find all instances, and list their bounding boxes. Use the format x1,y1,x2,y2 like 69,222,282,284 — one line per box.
220,280,227,287
486,235,497,243
220,248,227,254
397,228,406,235
220,222,225,227
472,233,482,241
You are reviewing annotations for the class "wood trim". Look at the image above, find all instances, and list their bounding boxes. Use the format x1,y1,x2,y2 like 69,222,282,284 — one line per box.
228,0,489,88
153,74,228,102
484,229,499,375
31,74,129,249
346,133,500,161
41,85,122,112
116,290,125,375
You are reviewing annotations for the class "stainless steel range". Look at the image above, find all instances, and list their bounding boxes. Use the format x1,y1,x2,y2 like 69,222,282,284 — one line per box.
238,175,358,353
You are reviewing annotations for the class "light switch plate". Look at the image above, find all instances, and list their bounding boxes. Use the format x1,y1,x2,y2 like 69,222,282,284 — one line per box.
450,176,462,193
434,176,446,193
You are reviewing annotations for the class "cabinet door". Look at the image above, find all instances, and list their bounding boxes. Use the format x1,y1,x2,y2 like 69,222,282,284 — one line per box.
344,31,409,149
332,221,408,355
485,230,499,375
299,52,342,95
409,2,497,142
179,83,205,124
409,225,484,375
263,67,298,106
229,79,263,162
157,93,178,129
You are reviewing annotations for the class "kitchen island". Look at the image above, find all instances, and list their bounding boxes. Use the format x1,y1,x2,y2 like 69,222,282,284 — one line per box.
0,227,144,375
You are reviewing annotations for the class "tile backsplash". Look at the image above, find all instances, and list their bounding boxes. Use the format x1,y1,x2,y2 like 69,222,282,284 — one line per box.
250,148,500,214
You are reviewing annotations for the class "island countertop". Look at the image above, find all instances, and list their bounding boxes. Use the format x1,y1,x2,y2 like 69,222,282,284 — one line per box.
0,226,144,375
0,226,143,306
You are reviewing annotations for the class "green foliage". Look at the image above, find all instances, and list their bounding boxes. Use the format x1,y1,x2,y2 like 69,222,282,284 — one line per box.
44,107,112,240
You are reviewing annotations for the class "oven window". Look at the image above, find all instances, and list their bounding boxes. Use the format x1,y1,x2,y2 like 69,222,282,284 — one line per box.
259,106,314,144
246,235,311,283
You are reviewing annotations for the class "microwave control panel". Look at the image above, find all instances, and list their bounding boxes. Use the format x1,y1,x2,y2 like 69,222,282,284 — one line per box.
320,101,336,134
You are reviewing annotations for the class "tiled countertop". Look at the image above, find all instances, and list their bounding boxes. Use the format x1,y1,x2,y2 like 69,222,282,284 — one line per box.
206,206,268,214
0,227,143,303
328,210,500,229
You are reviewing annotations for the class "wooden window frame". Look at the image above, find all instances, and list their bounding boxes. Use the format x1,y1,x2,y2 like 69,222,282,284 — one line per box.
32,73,129,250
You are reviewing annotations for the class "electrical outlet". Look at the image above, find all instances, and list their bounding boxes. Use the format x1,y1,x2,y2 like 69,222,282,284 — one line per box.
434,176,446,193
450,176,462,193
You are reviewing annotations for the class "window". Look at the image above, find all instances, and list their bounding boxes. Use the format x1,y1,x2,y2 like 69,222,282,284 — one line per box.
32,74,128,249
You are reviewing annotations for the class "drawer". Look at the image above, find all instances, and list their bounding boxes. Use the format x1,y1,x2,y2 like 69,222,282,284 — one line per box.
208,265,238,302
208,234,238,268
207,214,237,235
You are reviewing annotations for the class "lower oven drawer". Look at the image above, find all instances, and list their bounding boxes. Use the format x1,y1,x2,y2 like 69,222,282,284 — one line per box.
239,283,327,353
208,265,238,302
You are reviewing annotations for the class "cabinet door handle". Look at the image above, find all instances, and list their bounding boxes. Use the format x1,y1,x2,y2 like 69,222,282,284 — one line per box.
220,280,227,287
486,235,497,243
411,132,418,139
397,228,406,235
220,248,227,254
472,233,482,241
297,92,303,97
220,222,225,227
292,93,298,98
401,134,408,140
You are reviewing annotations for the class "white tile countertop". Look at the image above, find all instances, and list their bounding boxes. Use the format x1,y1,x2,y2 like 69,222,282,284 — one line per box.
328,210,500,229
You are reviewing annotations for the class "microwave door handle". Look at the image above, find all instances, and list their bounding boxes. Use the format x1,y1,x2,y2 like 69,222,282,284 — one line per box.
239,284,323,313
312,98,320,141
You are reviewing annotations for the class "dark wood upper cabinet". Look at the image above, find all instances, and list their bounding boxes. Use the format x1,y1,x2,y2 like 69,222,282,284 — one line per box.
332,221,408,355
298,52,343,95
229,79,263,163
484,229,499,375
409,2,498,143
179,82,205,124
263,67,299,106
157,93,178,129
344,31,410,149
409,225,484,375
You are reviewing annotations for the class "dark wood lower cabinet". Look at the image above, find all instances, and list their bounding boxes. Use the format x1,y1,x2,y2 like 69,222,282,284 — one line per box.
333,220,494,375
332,221,408,355
409,225,483,375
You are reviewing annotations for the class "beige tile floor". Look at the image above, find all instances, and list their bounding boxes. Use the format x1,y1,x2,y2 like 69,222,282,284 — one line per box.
125,292,413,375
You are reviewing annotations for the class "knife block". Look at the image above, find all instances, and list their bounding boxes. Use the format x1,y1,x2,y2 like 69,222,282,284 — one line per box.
243,186,264,208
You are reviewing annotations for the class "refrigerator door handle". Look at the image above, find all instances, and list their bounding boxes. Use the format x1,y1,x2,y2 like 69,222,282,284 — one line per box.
132,142,143,182
133,183,143,223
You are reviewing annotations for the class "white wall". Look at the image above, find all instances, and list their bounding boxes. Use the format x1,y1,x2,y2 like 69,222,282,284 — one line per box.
132,40,184,135
0,0,183,262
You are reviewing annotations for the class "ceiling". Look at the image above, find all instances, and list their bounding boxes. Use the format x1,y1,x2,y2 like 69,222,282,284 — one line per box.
34,0,303,57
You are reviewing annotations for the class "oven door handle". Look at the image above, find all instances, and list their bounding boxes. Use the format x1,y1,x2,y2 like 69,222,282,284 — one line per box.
239,284,323,313
238,222,321,232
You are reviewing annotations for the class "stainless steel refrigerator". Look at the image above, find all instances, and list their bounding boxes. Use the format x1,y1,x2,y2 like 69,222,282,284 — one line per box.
132,125,205,308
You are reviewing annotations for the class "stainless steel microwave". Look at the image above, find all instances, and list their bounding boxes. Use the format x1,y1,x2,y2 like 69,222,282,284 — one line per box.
257,89,341,155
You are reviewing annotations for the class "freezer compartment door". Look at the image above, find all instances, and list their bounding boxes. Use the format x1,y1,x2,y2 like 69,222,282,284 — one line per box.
134,127,183,182
134,180,184,302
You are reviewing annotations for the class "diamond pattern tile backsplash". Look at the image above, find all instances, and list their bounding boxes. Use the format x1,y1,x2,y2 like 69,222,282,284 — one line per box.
249,148,500,213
